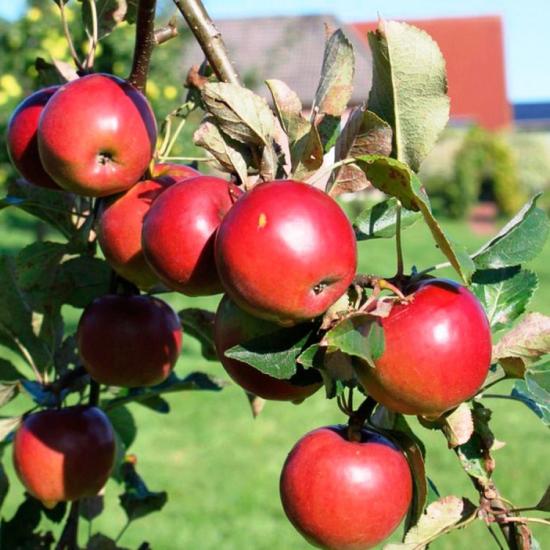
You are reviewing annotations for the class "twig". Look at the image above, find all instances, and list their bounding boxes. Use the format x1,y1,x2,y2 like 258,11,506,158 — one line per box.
128,0,158,92
154,18,179,45
395,201,404,277
55,500,80,550
172,0,241,85
502,517,550,527
85,0,99,70
486,523,506,550
89,380,100,407
58,2,84,71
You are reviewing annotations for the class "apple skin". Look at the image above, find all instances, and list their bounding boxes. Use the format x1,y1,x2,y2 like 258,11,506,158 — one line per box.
280,426,412,550
357,279,492,416
142,176,242,296
13,406,116,506
77,294,182,387
6,86,61,190
97,163,200,290
37,73,157,197
214,295,322,401
215,180,357,326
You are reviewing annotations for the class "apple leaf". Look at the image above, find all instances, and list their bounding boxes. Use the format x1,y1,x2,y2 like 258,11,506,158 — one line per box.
0,496,46,549
103,372,226,411
355,155,474,283
536,485,550,512
0,416,21,442
441,404,474,448
386,496,476,549
313,29,355,118
135,395,170,414
225,323,318,380
119,457,167,522
511,379,550,427
107,406,137,450
329,108,392,196
177,309,217,362
492,313,550,378
0,359,25,382
266,79,323,179
368,21,450,172
35,57,78,86
0,383,19,408
86,533,130,550
472,194,550,269
0,463,8,510
3,179,76,239
80,496,104,522
354,197,421,240
201,83,276,147
324,313,384,368
82,0,128,40
0,256,52,371
471,267,538,333
193,117,250,185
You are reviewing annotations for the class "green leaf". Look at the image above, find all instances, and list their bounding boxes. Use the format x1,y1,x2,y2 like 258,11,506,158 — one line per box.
526,359,550,394
135,395,170,414
178,308,217,361
225,323,317,380
535,485,550,512
107,406,137,449
265,79,323,179
473,194,550,269
512,380,550,426
472,267,538,332
193,117,250,185
119,457,168,522
0,383,19,408
0,463,9,510
441,403,474,448
313,29,355,118
387,496,476,549
0,256,52,370
0,495,44,548
0,416,21,442
324,313,384,368
355,155,474,283
493,313,550,378
4,179,76,238
330,108,392,196
35,57,79,86
82,0,128,40
80,496,104,522
456,435,492,487
354,197,421,240
0,359,25,382
86,532,129,550
202,83,275,146
367,21,450,172
102,372,226,411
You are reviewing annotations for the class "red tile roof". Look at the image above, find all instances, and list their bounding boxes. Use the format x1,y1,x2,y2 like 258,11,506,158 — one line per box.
353,16,511,130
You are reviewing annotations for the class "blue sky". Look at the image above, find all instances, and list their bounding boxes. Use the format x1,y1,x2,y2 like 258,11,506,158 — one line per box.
2,0,549,102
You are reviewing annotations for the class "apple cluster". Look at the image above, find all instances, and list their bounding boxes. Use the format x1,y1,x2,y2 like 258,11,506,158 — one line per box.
7,74,492,549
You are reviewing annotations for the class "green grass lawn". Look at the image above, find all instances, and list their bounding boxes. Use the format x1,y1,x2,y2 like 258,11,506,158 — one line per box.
0,209,549,549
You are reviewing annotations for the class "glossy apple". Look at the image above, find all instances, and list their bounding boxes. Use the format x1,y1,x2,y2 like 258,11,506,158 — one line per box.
214,295,322,401
215,180,357,325
142,175,242,296
37,73,157,197
97,163,200,290
357,279,492,416
13,406,115,506
7,86,61,189
77,294,182,387
280,426,412,549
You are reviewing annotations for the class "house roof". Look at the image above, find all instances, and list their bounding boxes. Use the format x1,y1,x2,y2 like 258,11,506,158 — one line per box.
353,16,512,130
181,15,373,107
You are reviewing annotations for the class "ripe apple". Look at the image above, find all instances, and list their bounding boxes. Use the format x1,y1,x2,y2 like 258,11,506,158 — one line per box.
214,295,322,401
37,73,157,197
357,279,492,416
142,175,242,296
77,294,182,387
6,86,61,189
280,426,412,549
13,406,115,507
215,180,357,325
97,163,200,290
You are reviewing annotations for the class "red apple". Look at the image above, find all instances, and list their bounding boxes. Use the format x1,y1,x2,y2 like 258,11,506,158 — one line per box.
357,279,492,416
77,294,182,387
214,295,322,402
142,176,242,296
97,163,200,290
280,426,412,549
215,180,357,325
13,406,115,507
6,86,61,189
37,73,157,197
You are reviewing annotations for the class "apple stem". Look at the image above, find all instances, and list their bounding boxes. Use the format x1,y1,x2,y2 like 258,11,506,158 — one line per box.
347,397,377,442
128,0,157,93
395,200,404,277
55,500,80,550
84,0,99,70
172,0,241,85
